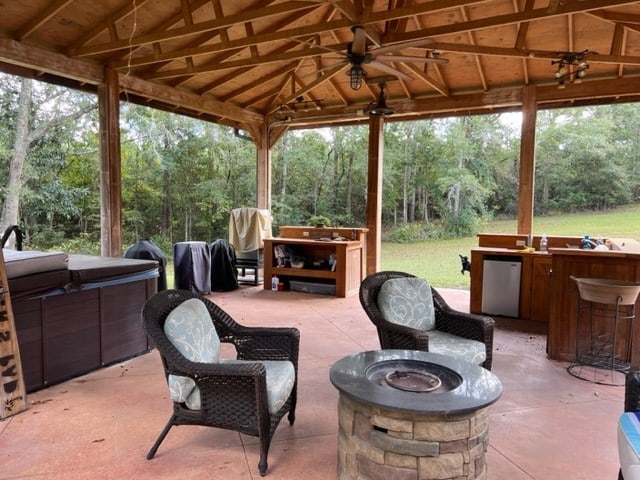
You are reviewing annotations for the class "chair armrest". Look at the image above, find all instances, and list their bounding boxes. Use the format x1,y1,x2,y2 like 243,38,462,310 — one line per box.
226,326,300,365
434,309,494,344
432,289,494,344
173,358,266,378
625,372,640,412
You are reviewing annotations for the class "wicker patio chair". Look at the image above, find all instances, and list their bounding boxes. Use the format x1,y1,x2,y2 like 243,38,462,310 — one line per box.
143,289,299,476
359,271,494,370
619,372,640,480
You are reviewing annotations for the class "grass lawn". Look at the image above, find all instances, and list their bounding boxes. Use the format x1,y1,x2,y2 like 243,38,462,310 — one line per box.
381,205,640,289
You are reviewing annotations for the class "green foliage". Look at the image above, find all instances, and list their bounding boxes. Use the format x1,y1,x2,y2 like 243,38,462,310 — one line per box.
441,210,485,238
387,222,434,243
307,214,332,227
50,233,101,255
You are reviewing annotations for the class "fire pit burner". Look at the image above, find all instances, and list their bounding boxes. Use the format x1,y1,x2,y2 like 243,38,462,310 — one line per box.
384,369,441,392
366,358,462,393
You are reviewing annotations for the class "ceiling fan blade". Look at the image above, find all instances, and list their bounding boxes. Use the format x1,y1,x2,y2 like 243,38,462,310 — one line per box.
300,60,349,79
375,54,448,65
372,38,436,56
369,61,412,81
351,25,367,56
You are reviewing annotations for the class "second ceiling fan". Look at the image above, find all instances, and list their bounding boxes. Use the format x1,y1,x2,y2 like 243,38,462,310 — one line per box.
321,24,448,90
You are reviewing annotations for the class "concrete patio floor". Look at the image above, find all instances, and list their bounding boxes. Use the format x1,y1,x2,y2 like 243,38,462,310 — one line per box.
0,285,626,479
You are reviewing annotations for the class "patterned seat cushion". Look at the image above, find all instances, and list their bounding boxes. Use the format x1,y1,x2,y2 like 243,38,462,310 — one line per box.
426,330,486,365
164,298,294,414
377,277,436,331
619,412,640,480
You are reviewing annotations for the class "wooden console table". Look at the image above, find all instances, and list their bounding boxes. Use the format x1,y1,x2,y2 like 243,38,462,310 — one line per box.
263,236,364,297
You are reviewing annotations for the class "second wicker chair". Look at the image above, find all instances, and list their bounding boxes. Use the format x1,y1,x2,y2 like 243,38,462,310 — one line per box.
359,271,494,370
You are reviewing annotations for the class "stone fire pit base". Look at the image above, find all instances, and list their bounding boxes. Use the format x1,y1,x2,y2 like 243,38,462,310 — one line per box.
337,394,489,480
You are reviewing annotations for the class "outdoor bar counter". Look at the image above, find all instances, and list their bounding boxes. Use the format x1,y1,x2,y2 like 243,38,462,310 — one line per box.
470,234,640,369
548,240,640,369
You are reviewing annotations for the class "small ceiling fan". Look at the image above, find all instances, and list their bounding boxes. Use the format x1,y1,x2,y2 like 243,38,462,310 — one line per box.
306,25,448,90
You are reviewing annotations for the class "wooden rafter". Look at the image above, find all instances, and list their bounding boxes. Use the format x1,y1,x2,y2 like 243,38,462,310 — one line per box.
70,2,322,57
15,0,74,41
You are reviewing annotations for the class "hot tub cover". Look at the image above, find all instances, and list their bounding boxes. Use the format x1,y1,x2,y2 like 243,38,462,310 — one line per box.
3,249,68,279
68,254,158,284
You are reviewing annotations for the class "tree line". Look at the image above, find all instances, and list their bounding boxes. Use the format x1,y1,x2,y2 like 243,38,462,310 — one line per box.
0,72,639,254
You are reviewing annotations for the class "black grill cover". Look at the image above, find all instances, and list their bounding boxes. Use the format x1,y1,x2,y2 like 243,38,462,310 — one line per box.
173,241,211,294
210,239,239,292
124,239,167,291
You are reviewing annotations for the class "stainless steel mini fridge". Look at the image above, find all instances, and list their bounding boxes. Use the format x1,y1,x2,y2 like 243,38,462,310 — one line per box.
481,255,522,317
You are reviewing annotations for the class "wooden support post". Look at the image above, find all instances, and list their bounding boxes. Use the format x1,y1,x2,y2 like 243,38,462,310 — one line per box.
366,115,384,276
256,146,272,210
517,85,537,235
98,67,123,257
0,249,27,419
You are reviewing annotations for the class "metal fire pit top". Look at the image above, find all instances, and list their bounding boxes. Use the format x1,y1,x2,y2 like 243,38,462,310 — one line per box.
370,359,461,393
384,369,442,392
329,350,502,415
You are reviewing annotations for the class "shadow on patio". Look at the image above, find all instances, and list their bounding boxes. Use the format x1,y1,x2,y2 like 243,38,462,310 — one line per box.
0,285,625,479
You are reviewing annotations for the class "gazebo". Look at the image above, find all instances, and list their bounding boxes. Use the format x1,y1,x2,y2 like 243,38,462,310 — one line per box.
1,0,640,273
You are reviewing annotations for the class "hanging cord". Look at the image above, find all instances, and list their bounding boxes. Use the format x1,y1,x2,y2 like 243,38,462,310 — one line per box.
122,0,140,104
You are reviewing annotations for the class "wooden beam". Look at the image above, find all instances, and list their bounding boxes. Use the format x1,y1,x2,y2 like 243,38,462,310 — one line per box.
366,115,384,276
0,38,103,85
404,63,450,96
426,42,640,66
98,67,123,257
118,73,264,125
517,86,537,236
267,75,640,128
142,43,350,80
535,76,640,104
257,120,273,210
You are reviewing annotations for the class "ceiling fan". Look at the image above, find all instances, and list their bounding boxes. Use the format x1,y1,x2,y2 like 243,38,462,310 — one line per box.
306,25,448,90
365,82,395,117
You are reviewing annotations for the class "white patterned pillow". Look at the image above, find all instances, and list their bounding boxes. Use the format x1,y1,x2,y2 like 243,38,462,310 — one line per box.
377,277,435,331
164,298,220,404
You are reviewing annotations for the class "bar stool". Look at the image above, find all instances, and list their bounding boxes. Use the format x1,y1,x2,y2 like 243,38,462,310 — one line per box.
568,277,640,386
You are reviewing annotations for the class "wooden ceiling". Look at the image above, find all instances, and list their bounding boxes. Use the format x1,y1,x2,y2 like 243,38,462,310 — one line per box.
1,0,640,131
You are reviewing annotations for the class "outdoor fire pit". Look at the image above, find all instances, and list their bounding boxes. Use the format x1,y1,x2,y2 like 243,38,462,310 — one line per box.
330,350,502,480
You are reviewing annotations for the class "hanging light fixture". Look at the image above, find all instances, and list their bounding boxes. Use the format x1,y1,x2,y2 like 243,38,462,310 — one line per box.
552,50,590,88
365,83,395,117
278,96,322,113
347,65,365,90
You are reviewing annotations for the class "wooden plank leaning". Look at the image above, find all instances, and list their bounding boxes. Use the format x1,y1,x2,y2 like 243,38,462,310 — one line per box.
0,248,27,419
